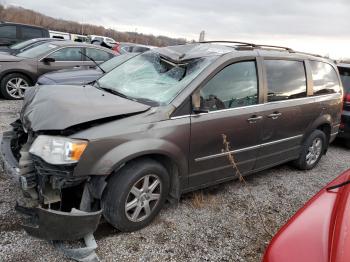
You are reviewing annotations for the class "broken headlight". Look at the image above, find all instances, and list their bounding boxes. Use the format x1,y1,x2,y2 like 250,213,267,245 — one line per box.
29,135,88,165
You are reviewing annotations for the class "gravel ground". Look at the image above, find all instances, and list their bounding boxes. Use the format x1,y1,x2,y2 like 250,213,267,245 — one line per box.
0,99,349,262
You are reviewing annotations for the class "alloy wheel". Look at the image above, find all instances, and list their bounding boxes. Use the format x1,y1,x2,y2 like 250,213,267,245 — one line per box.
306,137,323,166
125,174,162,222
5,77,29,99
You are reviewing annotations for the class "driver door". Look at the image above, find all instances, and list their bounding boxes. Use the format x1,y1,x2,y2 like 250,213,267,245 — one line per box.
189,60,263,188
38,47,85,75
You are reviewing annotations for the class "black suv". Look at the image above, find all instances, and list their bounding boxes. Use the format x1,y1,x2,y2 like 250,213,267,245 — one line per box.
337,63,350,147
0,22,49,46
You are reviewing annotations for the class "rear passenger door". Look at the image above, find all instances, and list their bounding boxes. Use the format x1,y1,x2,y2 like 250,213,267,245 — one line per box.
254,59,320,170
189,59,263,187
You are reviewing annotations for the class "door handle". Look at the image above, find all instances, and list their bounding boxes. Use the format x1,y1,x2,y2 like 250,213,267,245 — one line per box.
247,115,263,123
73,66,81,69
267,112,282,119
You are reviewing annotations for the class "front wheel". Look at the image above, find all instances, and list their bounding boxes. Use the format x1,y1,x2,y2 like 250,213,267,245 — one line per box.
293,130,326,170
102,159,170,232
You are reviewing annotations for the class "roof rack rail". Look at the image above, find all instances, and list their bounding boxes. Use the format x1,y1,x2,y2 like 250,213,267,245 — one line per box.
198,41,295,52
198,40,257,47
255,44,294,52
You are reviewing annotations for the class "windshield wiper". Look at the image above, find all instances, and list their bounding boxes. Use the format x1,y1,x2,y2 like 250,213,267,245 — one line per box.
79,51,106,73
327,180,350,191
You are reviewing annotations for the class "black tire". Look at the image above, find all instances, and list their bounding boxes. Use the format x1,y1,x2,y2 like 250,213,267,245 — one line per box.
0,73,31,100
293,130,327,170
102,158,170,232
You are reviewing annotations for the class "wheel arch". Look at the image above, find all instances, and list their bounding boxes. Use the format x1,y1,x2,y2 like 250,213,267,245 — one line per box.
77,139,188,201
305,114,332,153
0,70,36,85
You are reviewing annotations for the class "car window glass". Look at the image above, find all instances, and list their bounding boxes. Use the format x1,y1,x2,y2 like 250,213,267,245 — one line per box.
265,60,307,102
48,47,83,61
339,68,350,94
310,61,341,95
0,25,16,38
10,38,37,49
100,53,138,72
17,42,58,58
86,48,111,61
22,27,43,39
200,61,258,111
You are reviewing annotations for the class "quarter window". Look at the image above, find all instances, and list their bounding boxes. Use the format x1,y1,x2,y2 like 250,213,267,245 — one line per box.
310,61,341,95
200,61,258,111
265,60,307,102
21,27,43,39
48,47,83,61
0,25,16,38
86,48,111,62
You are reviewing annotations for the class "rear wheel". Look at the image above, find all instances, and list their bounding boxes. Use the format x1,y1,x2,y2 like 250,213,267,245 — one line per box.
0,73,31,100
293,130,326,170
102,159,170,232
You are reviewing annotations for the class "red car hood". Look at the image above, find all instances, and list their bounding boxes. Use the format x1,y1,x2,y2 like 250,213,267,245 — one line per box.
263,169,350,262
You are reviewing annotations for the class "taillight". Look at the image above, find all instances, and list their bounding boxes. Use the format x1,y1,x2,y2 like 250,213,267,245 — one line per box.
344,94,350,103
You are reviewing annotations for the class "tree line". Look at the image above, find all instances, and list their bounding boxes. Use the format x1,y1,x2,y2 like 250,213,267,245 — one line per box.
0,4,187,46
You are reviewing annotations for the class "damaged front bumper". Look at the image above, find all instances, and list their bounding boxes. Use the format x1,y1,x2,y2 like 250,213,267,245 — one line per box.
0,130,102,241
16,204,101,241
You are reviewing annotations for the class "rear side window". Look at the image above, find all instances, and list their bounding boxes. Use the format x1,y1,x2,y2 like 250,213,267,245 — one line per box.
86,48,111,61
21,27,43,39
48,47,83,61
310,61,341,95
200,61,258,111
265,60,307,102
0,25,16,38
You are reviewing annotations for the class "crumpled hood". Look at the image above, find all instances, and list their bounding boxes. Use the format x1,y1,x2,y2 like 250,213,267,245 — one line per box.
21,85,150,131
37,68,102,85
0,53,25,62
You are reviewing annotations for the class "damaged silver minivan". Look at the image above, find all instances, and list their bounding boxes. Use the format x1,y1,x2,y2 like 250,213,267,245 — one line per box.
0,42,343,241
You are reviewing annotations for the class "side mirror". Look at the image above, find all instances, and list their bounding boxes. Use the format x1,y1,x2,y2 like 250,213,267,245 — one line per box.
42,57,55,64
192,91,209,114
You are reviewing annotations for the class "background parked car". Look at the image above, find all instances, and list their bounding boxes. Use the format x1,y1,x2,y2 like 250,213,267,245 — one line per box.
0,41,117,99
337,63,350,148
37,52,138,85
88,35,117,49
0,38,62,55
263,168,350,262
113,42,156,54
0,22,49,47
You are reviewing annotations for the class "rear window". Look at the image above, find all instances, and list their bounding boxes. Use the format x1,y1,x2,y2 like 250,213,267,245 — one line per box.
21,27,43,39
310,61,341,95
0,25,16,38
338,67,350,94
265,60,307,102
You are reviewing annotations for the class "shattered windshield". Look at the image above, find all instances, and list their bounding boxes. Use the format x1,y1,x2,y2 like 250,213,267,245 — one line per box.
96,51,217,105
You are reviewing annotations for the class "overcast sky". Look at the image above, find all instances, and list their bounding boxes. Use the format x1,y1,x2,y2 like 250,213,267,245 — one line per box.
4,0,350,58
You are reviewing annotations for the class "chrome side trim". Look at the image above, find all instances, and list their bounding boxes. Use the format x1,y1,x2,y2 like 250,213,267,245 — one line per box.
170,115,191,120
195,134,303,162
171,93,341,119
330,132,338,137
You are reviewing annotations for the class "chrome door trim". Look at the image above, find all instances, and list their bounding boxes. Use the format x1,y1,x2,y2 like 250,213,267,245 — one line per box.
171,93,341,119
195,134,303,162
